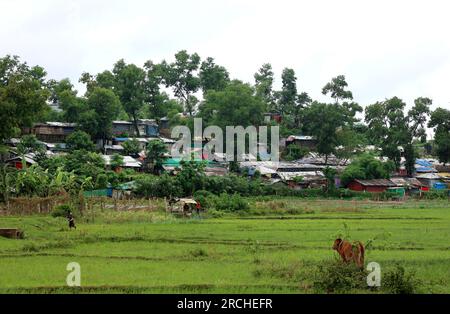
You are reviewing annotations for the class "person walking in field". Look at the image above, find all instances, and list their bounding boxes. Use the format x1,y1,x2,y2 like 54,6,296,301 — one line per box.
195,201,201,215
67,211,76,229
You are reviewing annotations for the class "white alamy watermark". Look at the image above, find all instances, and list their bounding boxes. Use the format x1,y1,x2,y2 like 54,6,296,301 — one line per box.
367,262,381,287
171,118,280,162
66,262,81,287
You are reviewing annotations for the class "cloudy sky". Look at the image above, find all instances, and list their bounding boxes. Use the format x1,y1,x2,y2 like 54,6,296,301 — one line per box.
1,0,450,111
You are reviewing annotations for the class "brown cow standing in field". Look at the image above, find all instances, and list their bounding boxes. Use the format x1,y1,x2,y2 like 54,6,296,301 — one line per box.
332,238,365,268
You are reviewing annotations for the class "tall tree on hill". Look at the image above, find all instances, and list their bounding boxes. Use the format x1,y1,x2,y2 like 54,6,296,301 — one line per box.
160,50,201,116
146,139,168,174
0,55,49,143
322,75,353,104
428,107,450,165
254,63,275,110
322,75,362,126
65,130,95,152
48,78,86,123
79,70,116,97
293,92,312,130
79,87,121,149
302,102,347,165
365,97,409,168
277,68,297,115
199,80,265,128
112,59,146,136
199,57,230,94
365,96,431,175
143,60,165,119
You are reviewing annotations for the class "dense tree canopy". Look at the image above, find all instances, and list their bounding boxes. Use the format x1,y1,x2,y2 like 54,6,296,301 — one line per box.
79,87,121,147
66,130,95,152
428,108,450,164
1,52,447,189
0,55,49,142
160,50,201,115
199,57,230,94
199,80,265,128
365,96,431,174
113,60,146,136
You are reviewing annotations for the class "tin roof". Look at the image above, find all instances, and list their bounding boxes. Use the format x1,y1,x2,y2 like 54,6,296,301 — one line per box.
354,179,396,187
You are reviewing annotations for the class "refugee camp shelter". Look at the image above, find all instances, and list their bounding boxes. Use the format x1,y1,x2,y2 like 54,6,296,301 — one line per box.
416,173,443,188
390,177,424,195
102,155,142,170
347,179,396,192
286,135,318,150
112,120,159,137
23,122,76,143
6,154,37,169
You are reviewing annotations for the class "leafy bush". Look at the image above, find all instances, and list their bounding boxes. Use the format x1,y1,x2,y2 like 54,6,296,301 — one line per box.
193,190,215,209
284,144,310,161
189,248,208,258
382,265,420,294
51,204,74,218
134,175,182,198
313,259,368,293
340,153,394,187
205,209,225,218
95,173,108,189
420,189,449,200
66,131,95,152
122,138,141,156
213,193,249,212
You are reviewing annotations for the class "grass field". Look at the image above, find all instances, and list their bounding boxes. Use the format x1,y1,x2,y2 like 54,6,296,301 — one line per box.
0,198,449,294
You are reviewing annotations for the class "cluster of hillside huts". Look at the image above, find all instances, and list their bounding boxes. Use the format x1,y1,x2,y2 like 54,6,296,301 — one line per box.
2,116,449,199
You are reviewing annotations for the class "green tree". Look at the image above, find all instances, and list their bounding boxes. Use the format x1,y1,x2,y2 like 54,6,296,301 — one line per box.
143,60,165,119
199,80,265,128
177,159,207,195
428,107,450,164
340,154,395,186
79,87,121,148
64,150,105,182
16,135,44,156
322,75,353,104
48,78,76,97
323,166,337,193
284,144,309,161
0,55,49,143
66,130,95,152
110,153,124,170
145,140,168,174
322,75,361,127
122,138,141,156
292,92,312,130
277,68,297,115
199,57,230,94
254,63,275,109
79,70,115,95
302,102,347,165
160,50,201,115
47,78,86,123
335,128,365,164
0,164,14,202
113,60,146,136
365,96,430,174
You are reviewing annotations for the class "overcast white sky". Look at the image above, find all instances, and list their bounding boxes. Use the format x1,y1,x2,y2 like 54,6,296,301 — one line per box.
1,0,450,112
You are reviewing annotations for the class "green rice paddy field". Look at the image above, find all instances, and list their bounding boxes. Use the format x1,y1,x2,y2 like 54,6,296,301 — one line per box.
0,198,449,294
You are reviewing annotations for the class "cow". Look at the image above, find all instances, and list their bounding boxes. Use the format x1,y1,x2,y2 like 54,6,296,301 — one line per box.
332,238,365,268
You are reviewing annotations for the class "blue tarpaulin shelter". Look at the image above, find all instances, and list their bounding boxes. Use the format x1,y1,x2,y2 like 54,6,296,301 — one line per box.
416,159,433,167
433,182,447,190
